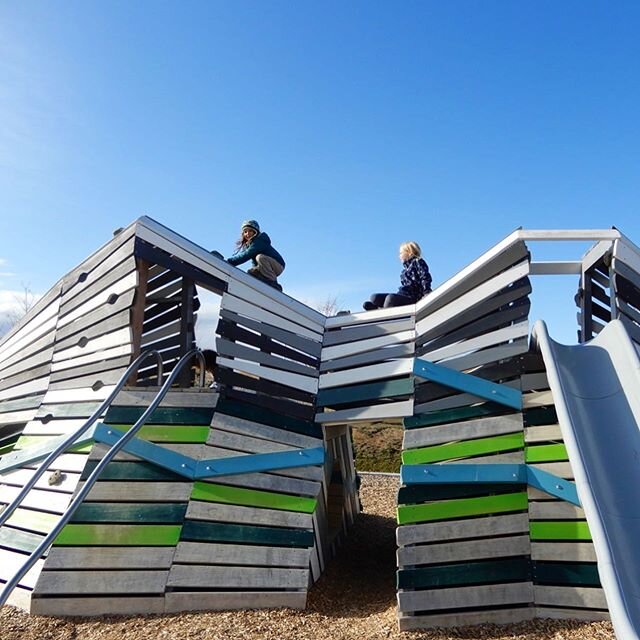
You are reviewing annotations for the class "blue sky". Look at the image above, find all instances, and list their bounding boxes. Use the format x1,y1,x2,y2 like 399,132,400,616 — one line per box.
1,1,639,344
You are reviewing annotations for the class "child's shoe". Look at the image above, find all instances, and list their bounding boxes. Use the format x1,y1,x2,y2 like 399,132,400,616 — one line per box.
362,301,377,311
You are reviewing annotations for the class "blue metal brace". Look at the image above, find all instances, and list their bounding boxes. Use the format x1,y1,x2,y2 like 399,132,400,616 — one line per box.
413,358,523,410
94,423,324,479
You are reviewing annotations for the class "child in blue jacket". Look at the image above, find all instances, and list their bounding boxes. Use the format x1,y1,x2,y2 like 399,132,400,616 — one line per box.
227,220,286,291
363,241,432,310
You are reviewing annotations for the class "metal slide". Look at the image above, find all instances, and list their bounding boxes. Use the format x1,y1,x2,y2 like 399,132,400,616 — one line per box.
533,319,640,640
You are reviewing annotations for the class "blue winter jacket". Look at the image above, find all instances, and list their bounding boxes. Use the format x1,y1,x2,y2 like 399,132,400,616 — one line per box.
398,256,432,303
227,232,286,269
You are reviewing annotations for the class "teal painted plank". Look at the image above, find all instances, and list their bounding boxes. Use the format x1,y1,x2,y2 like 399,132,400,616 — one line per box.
316,377,414,408
524,406,558,426
404,403,513,429
398,557,530,589
398,483,526,505
533,561,600,587
105,406,214,425
414,359,522,410
81,460,184,482
70,503,188,524
181,520,314,548
216,398,322,439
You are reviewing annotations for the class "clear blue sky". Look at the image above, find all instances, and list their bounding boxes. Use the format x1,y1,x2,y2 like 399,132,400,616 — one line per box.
1,1,639,343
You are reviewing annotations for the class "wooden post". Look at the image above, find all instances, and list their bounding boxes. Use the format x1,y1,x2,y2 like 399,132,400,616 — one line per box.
178,277,195,387
580,271,593,343
128,259,150,385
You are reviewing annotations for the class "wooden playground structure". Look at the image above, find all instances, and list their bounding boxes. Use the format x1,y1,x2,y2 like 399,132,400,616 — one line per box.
1,217,640,634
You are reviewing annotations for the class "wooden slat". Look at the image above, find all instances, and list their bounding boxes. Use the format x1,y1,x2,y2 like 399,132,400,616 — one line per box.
44,547,176,569
30,596,165,616
321,329,415,362
398,581,533,613
319,342,413,373
180,520,314,548
227,279,324,334
531,542,596,563
219,310,321,360
421,321,529,363
404,413,523,449
59,255,137,316
221,295,321,342
318,359,413,389
185,502,313,529
398,535,530,567
164,591,306,613
217,356,318,394
399,607,534,631
217,338,317,377
416,238,529,318
323,317,415,347
167,565,308,589
534,585,607,609
57,271,138,329
315,399,413,424
174,541,310,566
33,570,169,594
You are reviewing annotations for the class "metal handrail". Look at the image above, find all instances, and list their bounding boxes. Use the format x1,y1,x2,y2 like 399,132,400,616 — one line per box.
0,350,163,530
0,348,202,606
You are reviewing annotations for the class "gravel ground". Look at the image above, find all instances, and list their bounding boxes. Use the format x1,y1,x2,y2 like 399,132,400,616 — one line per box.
0,475,615,640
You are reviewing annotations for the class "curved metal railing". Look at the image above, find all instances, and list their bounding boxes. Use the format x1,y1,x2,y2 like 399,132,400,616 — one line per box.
0,350,163,530
0,347,204,606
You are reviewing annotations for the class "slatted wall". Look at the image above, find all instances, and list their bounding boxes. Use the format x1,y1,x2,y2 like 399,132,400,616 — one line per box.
521,353,608,622
31,389,215,616
209,281,347,594
0,225,141,609
611,238,640,345
397,240,534,630
318,308,415,425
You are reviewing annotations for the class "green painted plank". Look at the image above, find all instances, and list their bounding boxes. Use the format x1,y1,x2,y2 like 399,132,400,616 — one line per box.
107,424,209,443
525,443,568,463
398,557,530,589
317,377,414,408
404,403,513,429
191,482,317,513
216,398,322,439
14,436,92,453
181,520,314,548
81,460,184,482
398,483,527,505
70,503,188,524
533,561,600,587
530,521,592,541
105,406,214,425
0,441,17,456
397,491,528,525
524,406,558,426
0,527,44,553
54,524,182,546
402,432,524,465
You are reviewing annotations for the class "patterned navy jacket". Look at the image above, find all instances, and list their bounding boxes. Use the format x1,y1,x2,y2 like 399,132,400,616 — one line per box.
398,256,432,303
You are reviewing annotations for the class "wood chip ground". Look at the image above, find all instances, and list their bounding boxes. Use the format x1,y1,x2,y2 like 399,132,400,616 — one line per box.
0,475,615,640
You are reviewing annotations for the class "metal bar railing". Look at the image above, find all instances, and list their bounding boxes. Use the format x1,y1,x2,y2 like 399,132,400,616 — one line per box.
0,347,203,606
0,350,163,530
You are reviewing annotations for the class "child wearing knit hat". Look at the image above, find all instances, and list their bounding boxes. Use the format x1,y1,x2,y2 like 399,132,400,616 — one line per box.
227,220,286,292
